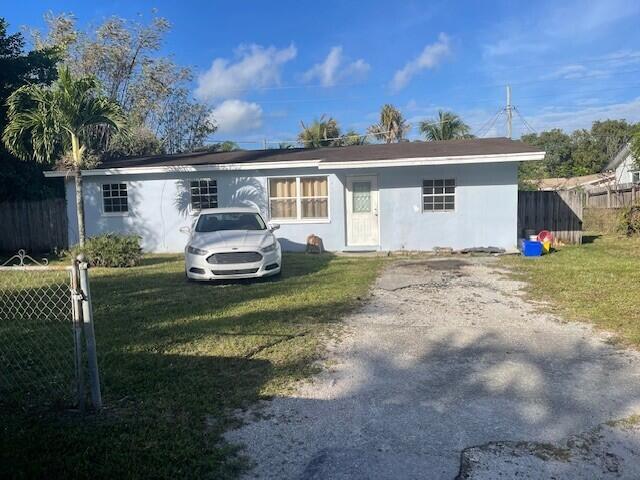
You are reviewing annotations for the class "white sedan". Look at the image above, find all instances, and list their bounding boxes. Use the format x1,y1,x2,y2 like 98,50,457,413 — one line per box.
182,207,282,281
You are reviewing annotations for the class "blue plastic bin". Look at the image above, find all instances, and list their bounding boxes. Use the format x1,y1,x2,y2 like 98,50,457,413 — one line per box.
522,240,543,257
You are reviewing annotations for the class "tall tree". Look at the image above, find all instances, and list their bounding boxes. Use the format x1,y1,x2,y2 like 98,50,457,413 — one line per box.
419,110,471,141
0,18,59,201
32,12,215,156
298,116,341,148
521,129,574,179
367,104,409,143
590,119,634,167
3,66,128,245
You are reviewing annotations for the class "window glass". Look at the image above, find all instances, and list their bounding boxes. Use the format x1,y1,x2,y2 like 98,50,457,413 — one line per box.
102,183,128,213
190,179,218,210
269,177,329,220
352,182,371,213
423,179,455,212
195,213,266,232
269,178,298,218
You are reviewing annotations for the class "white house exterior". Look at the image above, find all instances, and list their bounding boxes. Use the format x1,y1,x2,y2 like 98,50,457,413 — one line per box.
45,138,545,253
606,144,639,185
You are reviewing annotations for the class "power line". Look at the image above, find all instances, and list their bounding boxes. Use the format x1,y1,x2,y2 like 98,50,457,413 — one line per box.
513,106,537,134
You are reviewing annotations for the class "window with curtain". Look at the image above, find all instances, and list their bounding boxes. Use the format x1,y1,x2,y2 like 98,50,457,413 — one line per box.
269,176,329,220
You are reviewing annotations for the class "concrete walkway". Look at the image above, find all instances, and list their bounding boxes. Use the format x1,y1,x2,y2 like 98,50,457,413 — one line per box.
226,257,640,479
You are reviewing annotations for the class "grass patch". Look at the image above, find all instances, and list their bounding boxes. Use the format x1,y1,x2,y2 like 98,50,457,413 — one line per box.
1,253,383,479
502,235,640,345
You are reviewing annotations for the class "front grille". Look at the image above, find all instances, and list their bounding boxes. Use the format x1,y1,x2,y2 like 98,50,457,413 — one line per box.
211,268,259,275
207,252,263,264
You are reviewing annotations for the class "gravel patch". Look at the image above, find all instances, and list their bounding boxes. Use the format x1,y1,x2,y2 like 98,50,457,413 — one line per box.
226,257,640,479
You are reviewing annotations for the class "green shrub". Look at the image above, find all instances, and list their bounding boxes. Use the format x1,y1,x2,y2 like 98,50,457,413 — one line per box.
617,205,640,236
71,234,142,267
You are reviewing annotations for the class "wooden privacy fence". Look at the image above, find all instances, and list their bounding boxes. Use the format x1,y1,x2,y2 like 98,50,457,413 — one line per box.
518,190,583,244
0,198,68,253
585,183,639,208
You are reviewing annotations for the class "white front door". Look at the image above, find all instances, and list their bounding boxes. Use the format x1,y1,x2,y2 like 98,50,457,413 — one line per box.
346,175,379,247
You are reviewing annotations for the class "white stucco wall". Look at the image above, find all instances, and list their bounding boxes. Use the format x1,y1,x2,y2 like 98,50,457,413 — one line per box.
65,161,519,253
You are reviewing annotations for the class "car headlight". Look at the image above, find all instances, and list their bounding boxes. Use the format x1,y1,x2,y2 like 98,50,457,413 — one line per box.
187,246,207,256
261,242,277,253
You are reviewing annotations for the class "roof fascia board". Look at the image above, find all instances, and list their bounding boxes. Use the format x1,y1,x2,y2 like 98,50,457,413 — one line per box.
317,151,545,169
44,151,545,178
44,159,322,177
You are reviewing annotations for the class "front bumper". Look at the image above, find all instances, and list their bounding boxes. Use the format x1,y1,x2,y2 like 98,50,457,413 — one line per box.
185,248,281,281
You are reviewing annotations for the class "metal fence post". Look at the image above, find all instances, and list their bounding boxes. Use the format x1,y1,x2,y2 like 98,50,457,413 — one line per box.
70,259,85,412
78,257,102,410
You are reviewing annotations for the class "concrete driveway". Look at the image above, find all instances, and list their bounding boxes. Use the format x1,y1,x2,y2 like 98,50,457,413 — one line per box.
226,257,640,479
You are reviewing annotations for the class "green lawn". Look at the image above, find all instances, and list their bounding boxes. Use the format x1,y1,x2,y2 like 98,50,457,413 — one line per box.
1,253,383,479
503,235,640,345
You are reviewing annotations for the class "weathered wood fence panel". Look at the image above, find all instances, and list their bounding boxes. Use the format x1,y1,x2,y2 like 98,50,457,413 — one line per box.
0,198,68,253
518,190,583,244
585,183,639,208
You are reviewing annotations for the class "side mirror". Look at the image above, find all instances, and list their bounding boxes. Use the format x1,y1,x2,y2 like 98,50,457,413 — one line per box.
268,223,280,231
179,226,192,234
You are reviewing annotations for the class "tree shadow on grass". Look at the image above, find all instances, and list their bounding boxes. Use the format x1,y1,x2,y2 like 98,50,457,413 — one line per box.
1,352,274,479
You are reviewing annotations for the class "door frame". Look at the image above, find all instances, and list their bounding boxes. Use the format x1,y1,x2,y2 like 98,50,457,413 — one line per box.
345,174,380,247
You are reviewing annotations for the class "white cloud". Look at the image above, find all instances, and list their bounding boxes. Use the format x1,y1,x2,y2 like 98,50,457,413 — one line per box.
483,38,548,58
390,33,451,92
545,0,640,37
210,100,263,134
302,46,370,87
526,97,640,133
195,44,297,100
483,0,640,58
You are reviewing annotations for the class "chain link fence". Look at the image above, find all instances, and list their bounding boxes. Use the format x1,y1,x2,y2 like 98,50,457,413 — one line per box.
0,251,101,411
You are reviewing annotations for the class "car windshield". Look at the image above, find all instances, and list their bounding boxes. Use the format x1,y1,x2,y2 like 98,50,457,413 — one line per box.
195,212,266,233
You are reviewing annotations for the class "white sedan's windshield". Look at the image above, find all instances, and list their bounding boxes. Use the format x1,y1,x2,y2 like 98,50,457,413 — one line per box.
195,213,266,233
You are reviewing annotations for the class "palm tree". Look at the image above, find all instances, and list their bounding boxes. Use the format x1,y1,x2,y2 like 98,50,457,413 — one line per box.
339,129,368,146
419,110,472,141
367,104,410,143
3,66,127,245
298,115,341,148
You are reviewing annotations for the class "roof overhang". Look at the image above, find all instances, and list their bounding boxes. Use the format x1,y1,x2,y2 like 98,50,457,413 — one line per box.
43,151,545,178
317,151,545,169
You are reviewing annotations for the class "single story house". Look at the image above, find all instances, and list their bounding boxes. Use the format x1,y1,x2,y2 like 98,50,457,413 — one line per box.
45,137,545,253
605,144,639,185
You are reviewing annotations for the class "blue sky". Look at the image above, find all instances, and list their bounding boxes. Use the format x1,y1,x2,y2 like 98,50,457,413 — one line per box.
5,0,640,148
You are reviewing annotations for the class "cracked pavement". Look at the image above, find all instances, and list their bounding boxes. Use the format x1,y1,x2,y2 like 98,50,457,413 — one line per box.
226,257,640,479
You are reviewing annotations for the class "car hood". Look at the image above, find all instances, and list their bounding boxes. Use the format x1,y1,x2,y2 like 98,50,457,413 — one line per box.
189,230,273,251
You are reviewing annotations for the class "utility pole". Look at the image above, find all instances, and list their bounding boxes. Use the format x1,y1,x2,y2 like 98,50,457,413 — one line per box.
506,85,512,139
263,138,268,150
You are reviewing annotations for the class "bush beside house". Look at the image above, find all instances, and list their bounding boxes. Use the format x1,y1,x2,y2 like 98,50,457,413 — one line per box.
71,234,142,267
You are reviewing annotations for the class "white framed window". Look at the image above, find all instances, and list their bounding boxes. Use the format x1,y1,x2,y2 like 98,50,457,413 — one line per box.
632,171,640,184
190,179,218,210
102,183,128,214
269,176,329,222
423,179,455,212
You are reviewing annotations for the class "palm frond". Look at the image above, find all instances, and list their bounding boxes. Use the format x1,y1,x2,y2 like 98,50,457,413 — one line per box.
3,65,129,166
419,110,471,141
367,104,409,143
